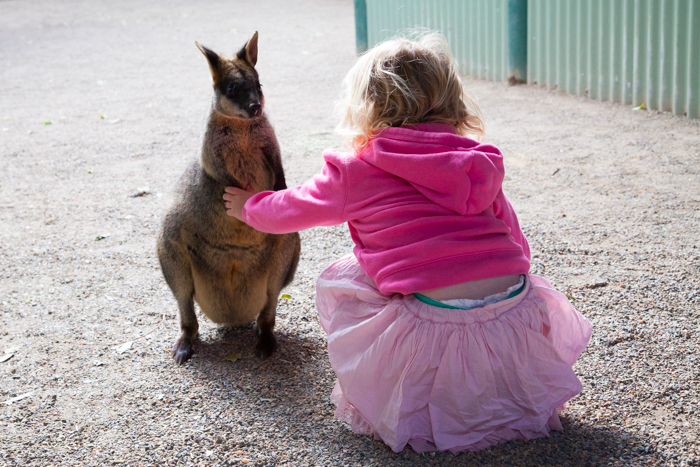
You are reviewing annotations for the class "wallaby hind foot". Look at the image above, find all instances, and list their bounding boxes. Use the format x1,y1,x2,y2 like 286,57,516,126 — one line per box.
172,334,197,365
255,328,277,359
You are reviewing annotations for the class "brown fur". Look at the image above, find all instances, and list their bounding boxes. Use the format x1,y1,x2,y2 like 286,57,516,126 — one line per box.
157,32,300,364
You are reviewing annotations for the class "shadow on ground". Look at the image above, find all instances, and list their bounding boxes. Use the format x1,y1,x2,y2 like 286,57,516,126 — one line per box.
179,325,660,467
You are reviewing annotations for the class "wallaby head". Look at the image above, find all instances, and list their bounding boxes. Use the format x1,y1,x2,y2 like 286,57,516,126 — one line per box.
195,31,264,119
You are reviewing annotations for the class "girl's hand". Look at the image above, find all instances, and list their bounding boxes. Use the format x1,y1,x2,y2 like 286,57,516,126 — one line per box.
223,185,255,221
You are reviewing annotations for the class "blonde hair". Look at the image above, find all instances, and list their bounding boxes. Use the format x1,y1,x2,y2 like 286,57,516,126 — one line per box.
336,32,484,150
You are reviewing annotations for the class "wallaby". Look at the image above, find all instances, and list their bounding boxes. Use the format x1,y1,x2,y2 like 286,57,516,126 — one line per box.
157,32,300,364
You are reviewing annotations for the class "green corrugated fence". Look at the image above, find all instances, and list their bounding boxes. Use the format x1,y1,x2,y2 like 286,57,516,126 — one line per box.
356,0,700,119
528,0,700,119
361,0,514,81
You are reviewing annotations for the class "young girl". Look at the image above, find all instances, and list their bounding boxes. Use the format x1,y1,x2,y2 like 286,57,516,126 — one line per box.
223,33,592,454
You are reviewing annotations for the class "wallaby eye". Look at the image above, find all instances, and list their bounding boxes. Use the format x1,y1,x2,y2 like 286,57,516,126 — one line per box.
226,84,237,95
256,83,262,91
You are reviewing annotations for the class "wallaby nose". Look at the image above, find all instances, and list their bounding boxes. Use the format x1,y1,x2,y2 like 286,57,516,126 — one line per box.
249,102,262,117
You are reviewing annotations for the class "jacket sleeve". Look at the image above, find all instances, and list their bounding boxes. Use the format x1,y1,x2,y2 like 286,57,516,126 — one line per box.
241,152,349,234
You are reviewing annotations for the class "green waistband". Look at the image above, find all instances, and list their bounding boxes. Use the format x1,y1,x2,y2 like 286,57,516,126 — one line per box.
413,293,464,309
414,280,526,310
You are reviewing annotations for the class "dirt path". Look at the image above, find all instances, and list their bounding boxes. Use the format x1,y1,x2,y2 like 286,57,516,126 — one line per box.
1,1,699,466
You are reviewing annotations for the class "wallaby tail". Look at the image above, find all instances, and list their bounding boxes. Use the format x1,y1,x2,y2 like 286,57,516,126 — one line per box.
283,235,301,288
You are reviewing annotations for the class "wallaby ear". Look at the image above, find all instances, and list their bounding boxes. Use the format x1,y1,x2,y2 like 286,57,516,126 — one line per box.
236,31,258,67
195,41,221,78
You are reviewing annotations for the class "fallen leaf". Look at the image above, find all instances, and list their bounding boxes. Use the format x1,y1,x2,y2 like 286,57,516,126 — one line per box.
632,103,645,110
131,187,151,198
1,392,33,405
43,121,52,125
586,279,609,289
95,234,110,241
280,294,291,300
565,292,577,301
0,354,13,363
112,341,132,354
226,353,241,363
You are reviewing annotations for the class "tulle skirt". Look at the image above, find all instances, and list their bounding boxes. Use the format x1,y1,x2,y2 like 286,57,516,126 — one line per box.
316,255,592,454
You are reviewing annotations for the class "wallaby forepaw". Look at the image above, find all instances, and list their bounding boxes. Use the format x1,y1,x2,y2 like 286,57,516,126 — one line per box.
172,338,195,365
255,332,277,359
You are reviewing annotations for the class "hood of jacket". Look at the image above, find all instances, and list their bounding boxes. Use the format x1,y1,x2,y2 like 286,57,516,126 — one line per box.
359,123,505,215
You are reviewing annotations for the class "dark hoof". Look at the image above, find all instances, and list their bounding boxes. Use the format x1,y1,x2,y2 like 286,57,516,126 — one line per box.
255,331,277,359
172,337,194,365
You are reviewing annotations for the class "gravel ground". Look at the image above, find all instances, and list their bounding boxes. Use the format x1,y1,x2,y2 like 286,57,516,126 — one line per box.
2,1,699,466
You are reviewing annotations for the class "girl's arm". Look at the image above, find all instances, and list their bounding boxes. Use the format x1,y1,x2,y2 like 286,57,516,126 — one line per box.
223,153,349,234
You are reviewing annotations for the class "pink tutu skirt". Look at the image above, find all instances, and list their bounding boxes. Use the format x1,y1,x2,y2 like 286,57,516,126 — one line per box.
316,255,592,454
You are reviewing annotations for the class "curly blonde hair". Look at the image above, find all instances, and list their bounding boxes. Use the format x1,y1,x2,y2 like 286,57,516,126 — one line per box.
336,32,484,150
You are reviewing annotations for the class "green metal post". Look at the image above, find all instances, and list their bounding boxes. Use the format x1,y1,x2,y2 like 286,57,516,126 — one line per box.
507,0,527,83
354,0,368,54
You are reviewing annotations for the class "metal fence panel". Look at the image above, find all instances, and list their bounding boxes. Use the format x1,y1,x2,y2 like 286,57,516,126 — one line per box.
527,0,700,118
361,0,700,118
365,0,511,80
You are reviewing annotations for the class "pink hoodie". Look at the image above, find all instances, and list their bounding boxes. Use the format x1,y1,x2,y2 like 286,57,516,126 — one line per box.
242,123,530,294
